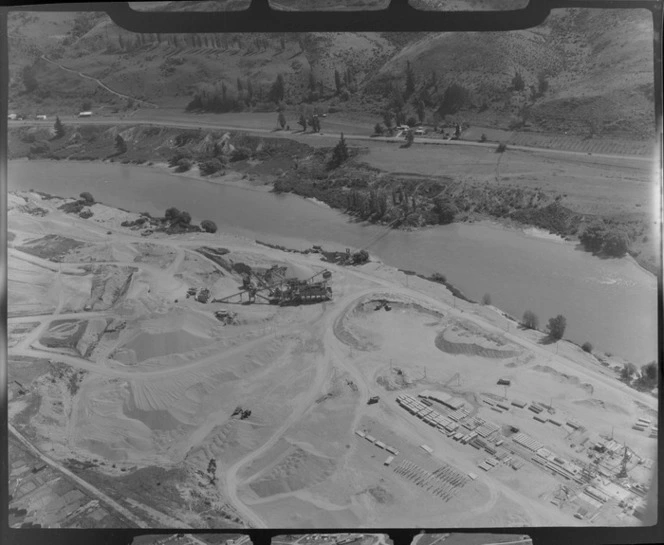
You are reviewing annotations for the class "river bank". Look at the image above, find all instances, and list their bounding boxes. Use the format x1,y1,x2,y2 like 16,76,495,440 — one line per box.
9,122,658,276
8,158,658,364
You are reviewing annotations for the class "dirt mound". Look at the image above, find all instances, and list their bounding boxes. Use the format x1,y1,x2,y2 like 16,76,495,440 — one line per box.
435,327,519,359
333,311,381,352
39,319,87,355
87,265,136,311
376,375,402,391
367,485,394,505
123,388,187,432
573,398,629,415
18,234,85,261
532,365,594,394
247,446,337,498
282,261,316,281
121,328,213,363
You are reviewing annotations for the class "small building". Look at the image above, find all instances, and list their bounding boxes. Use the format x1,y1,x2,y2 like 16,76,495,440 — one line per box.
375,441,386,449
36,114,47,120
78,111,93,117
420,444,433,454
497,378,511,386
383,455,394,466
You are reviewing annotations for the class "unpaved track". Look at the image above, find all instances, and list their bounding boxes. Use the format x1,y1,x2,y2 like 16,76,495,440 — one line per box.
41,55,158,108
219,287,389,528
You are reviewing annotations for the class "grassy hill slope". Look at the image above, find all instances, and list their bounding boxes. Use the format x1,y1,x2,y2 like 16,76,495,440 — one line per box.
7,6,655,140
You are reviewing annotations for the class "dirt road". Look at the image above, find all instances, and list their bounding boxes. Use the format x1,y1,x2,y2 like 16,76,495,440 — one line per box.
10,115,653,163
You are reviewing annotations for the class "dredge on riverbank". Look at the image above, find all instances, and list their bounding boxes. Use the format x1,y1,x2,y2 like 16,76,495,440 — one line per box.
215,267,333,306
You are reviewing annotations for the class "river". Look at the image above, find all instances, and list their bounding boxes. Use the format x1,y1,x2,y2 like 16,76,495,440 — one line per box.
8,159,658,364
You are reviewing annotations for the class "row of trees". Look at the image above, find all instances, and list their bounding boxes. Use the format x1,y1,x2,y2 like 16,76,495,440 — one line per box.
114,32,280,54
186,82,247,113
187,74,290,113
376,78,470,137
522,306,657,393
521,310,566,341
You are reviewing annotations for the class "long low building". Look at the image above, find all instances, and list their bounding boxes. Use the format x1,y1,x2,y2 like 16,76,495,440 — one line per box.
418,390,465,411
512,432,544,452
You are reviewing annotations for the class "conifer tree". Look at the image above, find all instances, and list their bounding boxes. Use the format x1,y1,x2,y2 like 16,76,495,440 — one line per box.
330,133,349,168
404,60,416,98
53,116,65,139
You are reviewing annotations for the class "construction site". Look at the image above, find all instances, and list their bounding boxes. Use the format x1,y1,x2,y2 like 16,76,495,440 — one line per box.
7,190,657,529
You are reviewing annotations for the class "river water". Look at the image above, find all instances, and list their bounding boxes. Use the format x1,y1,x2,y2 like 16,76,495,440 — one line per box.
8,159,658,364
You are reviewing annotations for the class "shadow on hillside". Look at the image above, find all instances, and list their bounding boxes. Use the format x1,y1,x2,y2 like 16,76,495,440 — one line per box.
538,336,558,346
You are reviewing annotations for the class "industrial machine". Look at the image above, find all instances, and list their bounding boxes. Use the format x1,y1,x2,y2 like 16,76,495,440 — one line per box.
215,268,333,306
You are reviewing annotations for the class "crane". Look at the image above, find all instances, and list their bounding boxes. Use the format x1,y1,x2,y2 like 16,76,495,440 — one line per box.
616,443,641,479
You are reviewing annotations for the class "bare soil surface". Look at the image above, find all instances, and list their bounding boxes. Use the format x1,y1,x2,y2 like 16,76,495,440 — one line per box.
8,191,656,528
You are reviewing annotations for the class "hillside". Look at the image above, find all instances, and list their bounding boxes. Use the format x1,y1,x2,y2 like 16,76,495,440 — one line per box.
7,5,655,140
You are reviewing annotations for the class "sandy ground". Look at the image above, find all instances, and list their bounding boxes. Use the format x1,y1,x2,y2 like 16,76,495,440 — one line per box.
7,190,657,528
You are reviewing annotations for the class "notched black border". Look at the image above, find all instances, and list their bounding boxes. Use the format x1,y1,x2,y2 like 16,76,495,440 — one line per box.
1,1,662,545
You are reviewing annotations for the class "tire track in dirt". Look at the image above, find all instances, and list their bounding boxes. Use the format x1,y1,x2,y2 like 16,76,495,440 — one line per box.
41,54,159,108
